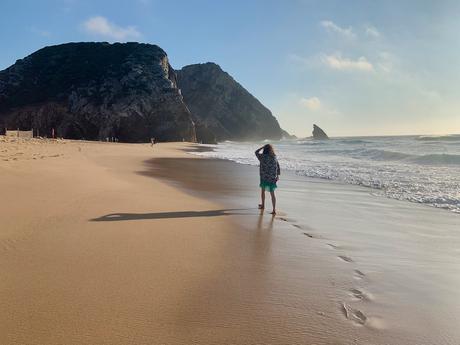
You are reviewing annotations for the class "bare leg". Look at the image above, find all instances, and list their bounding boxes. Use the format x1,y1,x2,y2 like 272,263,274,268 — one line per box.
259,188,265,209
270,190,276,214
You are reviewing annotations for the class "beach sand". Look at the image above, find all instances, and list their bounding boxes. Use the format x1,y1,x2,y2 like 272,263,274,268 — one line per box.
1,136,459,344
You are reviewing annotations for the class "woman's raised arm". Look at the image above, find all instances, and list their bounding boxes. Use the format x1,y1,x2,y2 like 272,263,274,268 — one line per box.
255,146,264,160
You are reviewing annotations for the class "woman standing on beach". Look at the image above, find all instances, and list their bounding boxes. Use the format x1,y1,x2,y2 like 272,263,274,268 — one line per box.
255,144,280,215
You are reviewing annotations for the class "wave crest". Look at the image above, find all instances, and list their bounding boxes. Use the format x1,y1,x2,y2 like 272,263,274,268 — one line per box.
411,153,460,165
416,135,460,142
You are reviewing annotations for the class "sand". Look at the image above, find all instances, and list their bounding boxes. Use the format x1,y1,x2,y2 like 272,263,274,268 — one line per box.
149,152,460,345
1,136,459,344
1,137,339,344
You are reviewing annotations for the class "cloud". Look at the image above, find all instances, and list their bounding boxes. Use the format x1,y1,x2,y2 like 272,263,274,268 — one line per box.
30,27,51,37
300,97,321,111
365,25,380,38
320,20,355,38
376,52,394,73
322,54,374,72
82,16,141,40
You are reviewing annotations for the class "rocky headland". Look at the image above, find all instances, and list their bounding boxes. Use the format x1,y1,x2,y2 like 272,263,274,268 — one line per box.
0,42,287,143
177,62,283,142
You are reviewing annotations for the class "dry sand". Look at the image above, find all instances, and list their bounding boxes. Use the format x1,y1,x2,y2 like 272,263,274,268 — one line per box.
1,136,458,344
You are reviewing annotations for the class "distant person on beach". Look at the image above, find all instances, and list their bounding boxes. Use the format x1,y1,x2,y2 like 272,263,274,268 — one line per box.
255,144,280,215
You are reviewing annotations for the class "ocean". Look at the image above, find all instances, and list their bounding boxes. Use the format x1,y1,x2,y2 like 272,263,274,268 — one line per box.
194,135,460,213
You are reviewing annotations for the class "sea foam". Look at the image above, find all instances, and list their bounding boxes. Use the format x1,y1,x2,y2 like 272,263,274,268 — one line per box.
193,136,460,213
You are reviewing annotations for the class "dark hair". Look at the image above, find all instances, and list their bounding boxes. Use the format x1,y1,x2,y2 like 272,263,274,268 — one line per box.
263,144,275,156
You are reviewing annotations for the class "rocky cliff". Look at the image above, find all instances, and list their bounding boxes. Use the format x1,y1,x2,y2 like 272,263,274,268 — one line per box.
0,43,289,143
177,63,283,142
0,42,196,142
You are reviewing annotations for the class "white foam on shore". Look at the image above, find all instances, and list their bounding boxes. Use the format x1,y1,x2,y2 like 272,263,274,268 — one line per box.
193,136,460,213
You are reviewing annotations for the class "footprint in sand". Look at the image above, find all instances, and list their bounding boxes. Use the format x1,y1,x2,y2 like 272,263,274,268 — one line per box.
338,255,354,263
327,243,340,250
349,288,373,301
292,224,303,229
341,303,367,325
353,269,366,280
303,232,314,238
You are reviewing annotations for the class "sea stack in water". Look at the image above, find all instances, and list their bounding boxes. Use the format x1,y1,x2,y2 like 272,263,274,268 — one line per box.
312,124,329,140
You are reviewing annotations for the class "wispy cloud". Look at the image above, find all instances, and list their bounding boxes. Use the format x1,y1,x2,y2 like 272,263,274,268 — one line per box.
30,27,51,37
322,54,374,72
320,20,355,39
82,16,141,41
365,25,381,38
298,96,342,120
300,97,321,111
376,52,394,73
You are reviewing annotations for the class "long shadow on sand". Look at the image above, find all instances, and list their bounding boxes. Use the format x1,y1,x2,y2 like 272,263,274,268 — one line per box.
90,209,249,222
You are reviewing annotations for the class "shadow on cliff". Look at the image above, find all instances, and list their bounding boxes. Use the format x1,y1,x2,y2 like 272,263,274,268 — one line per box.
90,209,249,222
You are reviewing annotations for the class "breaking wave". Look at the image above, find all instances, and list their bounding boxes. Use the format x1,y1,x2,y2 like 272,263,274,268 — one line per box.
193,135,460,213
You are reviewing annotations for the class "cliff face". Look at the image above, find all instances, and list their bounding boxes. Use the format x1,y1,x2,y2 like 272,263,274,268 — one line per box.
177,63,283,142
0,42,196,142
0,44,290,143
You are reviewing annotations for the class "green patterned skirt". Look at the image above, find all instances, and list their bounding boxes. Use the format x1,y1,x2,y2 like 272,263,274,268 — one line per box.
260,180,277,192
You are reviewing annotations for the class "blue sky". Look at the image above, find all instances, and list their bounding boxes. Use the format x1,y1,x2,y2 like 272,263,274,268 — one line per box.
1,0,459,137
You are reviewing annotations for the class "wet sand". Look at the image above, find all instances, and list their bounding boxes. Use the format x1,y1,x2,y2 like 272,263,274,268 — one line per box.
147,151,460,344
1,136,459,344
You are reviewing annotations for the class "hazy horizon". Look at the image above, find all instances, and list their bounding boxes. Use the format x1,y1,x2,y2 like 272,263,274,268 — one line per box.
1,0,459,137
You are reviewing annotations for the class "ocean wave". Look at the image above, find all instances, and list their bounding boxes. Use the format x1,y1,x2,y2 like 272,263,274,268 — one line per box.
194,139,460,213
305,148,414,162
362,149,413,161
296,138,325,144
336,139,371,144
295,147,460,166
416,135,460,142
410,153,460,165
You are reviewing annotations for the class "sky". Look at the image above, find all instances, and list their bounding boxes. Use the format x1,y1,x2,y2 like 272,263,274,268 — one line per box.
1,0,459,137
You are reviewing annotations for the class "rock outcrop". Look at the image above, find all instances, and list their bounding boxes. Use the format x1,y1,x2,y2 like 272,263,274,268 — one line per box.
0,42,196,142
312,124,329,139
177,63,283,142
0,43,291,143
281,129,297,140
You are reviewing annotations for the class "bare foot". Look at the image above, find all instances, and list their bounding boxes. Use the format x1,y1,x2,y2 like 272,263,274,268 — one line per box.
258,204,265,209
270,210,276,215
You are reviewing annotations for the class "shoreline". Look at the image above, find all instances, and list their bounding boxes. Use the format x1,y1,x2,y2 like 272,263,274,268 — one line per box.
147,145,460,344
1,137,460,344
